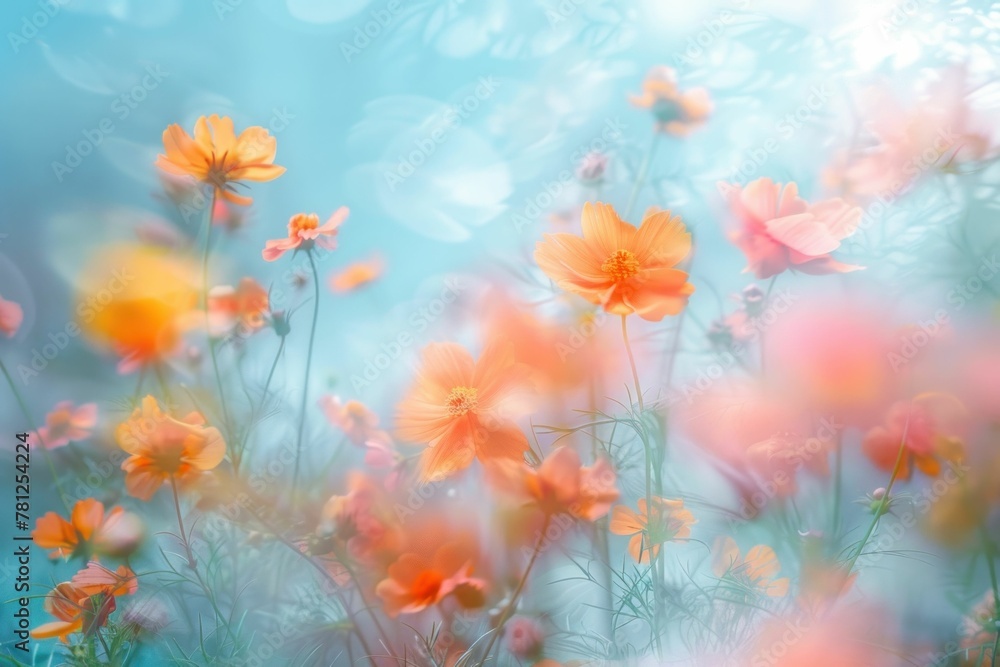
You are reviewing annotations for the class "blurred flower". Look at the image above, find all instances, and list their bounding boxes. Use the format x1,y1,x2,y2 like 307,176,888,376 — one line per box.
746,430,832,499
766,302,896,423
396,341,530,482
32,563,137,643
32,498,143,560
611,496,696,564
712,536,789,597
629,66,711,136
481,292,617,396
0,293,23,338
505,616,545,660
71,561,139,599
30,401,98,449
826,65,995,203
207,277,269,337
749,607,895,666
121,597,170,636
262,208,347,261
486,446,619,521
862,392,966,480
211,199,247,232
922,467,993,546
798,535,856,613
155,114,285,206
575,151,608,183
316,472,402,566
722,177,863,279
76,244,199,374
535,202,695,321
959,591,997,665
329,255,383,292
319,395,386,446
375,535,486,617
115,395,226,500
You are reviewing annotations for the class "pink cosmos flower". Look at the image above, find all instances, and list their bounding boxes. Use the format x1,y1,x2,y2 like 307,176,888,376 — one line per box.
31,402,98,450
262,208,347,261
722,178,863,279
0,293,24,338
318,395,387,446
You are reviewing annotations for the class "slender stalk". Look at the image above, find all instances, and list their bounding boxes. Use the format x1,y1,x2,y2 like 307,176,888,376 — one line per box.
979,525,1000,667
292,250,321,499
588,379,616,644
621,315,644,413
760,275,778,375
478,515,552,666
153,363,174,408
201,189,232,440
623,133,661,222
170,475,195,569
246,505,380,665
831,432,843,540
843,414,910,578
260,336,286,409
1,358,70,511
234,335,286,473
169,475,237,648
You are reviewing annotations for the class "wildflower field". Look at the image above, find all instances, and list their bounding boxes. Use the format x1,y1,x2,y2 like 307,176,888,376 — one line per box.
2,1,1000,666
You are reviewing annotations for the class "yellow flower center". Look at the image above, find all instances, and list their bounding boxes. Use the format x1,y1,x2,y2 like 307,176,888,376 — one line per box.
601,249,640,282
446,386,478,416
289,213,320,236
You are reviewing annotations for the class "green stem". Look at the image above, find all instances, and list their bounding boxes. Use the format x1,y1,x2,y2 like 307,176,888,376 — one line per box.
0,358,70,511
843,414,911,578
621,315,644,413
170,475,236,648
246,505,380,665
623,133,660,222
478,515,552,666
292,250,321,499
831,432,843,541
201,189,232,440
760,275,778,375
979,525,1000,667
170,475,195,568
234,335,286,473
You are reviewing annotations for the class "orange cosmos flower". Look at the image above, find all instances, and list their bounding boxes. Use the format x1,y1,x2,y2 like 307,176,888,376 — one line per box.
155,114,285,206
32,563,137,642
28,401,97,450
396,341,530,482
77,244,199,374
535,202,695,322
629,66,712,136
329,255,383,292
115,395,226,501
862,392,966,480
610,496,696,564
0,292,23,338
262,208,348,261
486,446,619,521
712,536,789,597
375,535,486,617
207,277,269,337
722,177,863,279
33,499,143,560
